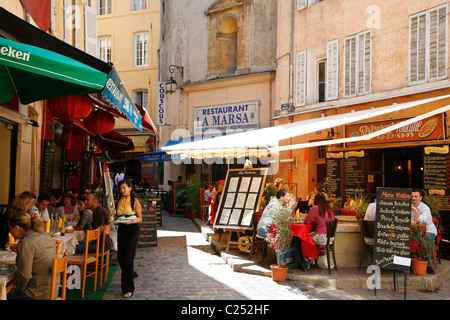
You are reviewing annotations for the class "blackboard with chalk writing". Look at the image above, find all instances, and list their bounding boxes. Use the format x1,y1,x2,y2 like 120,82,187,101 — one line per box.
373,187,412,272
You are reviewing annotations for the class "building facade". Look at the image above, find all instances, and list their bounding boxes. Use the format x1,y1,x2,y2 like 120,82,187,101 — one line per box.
275,0,450,205
158,0,277,186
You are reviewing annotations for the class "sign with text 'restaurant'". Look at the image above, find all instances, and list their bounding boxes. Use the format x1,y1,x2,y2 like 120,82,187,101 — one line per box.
156,82,167,126
194,101,259,134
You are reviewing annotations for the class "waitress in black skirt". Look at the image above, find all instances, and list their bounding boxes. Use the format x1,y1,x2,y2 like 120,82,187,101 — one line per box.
116,179,142,298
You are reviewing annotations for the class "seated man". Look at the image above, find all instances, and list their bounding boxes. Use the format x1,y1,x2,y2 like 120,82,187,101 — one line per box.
75,192,113,254
30,194,50,223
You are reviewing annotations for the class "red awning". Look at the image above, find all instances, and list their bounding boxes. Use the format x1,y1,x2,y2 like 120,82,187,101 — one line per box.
23,0,51,31
89,94,159,138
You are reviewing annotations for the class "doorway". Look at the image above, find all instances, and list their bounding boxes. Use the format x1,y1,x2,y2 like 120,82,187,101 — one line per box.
366,146,423,193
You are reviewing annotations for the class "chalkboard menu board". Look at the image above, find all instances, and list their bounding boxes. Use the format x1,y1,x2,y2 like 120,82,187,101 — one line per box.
373,187,411,272
423,145,450,210
138,199,159,247
41,140,56,195
214,168,268,230
326,152,344,197
344,150,365,199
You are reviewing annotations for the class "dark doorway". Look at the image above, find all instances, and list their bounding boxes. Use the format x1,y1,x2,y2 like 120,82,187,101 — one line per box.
383,147,423,189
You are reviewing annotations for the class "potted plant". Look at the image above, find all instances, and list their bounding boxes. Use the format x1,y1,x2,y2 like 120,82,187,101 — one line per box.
184,175,202,219
266,199,294,281
424,194,442,224
411,223,435,275
329,196,342,215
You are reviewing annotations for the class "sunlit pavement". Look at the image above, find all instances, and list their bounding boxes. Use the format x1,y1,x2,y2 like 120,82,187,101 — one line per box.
103,211,450,301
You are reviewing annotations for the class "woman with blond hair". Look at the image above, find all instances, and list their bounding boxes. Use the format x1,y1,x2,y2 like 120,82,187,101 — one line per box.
0,194,31,249
7,212,56,300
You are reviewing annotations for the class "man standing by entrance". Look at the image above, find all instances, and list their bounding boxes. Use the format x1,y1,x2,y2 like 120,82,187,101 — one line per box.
411,189,437,274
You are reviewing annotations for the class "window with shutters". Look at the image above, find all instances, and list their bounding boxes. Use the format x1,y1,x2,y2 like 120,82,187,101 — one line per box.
409,3,448,86
132,0,146,11
98,0,112,15
298,0,326,10
296,39,338,107
98,36,111,63
134,90,148,110
344,30,372,98
135,32,149,66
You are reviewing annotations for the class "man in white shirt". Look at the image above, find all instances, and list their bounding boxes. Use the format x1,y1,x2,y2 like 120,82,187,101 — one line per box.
411,189,437,274
115,170,125,187
30,194,50,223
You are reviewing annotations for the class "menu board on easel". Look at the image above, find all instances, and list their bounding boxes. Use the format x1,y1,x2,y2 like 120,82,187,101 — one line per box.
214,168,268,230
423,145,450,210
373,187,411,272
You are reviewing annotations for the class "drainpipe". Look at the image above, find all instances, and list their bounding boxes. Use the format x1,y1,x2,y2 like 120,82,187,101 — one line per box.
288,0,295,189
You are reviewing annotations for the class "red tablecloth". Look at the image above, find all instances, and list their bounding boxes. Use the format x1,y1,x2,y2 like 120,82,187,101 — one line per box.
291,224,318,259
340,209,357,216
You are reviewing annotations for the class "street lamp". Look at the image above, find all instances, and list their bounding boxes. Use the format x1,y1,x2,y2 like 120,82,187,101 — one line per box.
165,65,184,94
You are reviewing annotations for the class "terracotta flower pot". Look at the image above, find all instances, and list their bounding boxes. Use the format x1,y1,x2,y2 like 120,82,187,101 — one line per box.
270,264,288,282
411,258,428,275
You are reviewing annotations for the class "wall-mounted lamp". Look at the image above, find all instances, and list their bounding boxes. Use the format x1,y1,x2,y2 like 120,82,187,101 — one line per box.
53,120,63,142
326,128,335,140
27,120,39,127
165,64,184,94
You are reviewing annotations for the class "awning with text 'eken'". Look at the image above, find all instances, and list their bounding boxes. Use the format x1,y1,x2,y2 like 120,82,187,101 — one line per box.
162,95,450,156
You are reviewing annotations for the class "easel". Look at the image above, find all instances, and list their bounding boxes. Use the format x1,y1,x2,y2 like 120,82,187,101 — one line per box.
373,267,408,300
223,227,252,253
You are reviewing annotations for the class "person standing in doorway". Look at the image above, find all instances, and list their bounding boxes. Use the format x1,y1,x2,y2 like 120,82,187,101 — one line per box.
115,180,142,298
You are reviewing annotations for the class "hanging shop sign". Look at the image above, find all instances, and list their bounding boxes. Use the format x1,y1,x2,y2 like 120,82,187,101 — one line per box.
345,114,445,146
194,101,259,135
156,81,167,126
102,70,142,131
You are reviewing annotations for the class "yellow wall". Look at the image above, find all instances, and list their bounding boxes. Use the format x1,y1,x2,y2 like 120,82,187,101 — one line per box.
97,0,160,130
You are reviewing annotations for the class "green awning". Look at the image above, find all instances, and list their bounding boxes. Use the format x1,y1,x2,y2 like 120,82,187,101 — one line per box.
0,37,107,104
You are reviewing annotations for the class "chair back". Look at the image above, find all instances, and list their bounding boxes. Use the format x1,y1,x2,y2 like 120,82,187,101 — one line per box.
252,211,263,231
54,240,62,258
101,224,112,254
84,228,100,258
50,252,68,300
362,220,375,239
326,219,338,243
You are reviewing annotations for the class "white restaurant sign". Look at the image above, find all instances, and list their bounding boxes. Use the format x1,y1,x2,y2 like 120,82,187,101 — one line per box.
156,82,167,125
194,101,259,134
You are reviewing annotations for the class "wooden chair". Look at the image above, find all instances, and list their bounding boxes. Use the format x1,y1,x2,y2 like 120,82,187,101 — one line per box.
249,211,268,264
67,228,100,298
317,219,338,274
50,252,68,300
358,220,375,270
54,240,62,258
89,224,111,287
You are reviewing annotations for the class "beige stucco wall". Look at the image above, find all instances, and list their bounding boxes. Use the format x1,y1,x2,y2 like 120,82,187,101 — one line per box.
275,0,450,199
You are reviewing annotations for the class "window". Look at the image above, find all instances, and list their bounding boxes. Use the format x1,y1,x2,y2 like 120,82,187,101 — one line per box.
134,90,148,110
344,30,372,97
98,0,111,15
135,33,149,66
98,37,111,63
409,3,448,85
132,0,146,11
296,39,338,107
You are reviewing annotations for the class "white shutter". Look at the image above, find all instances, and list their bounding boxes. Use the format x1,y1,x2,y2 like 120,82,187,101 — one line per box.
357,30,372,95
428,4,448,82
64,0,70,43
296,50,307,107
298,0,308,11
326,39,339,101
344,36,356,97
409,13,427,85
84,5,97,57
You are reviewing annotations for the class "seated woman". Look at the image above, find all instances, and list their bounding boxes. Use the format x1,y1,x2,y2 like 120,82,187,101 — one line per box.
75,195,93,231
305,192,335,247
58,193,79,221
7,211,56,300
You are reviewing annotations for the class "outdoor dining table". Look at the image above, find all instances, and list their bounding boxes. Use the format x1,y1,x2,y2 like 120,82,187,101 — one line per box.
291,224,318,260
0,265,15,300
53,229,85,256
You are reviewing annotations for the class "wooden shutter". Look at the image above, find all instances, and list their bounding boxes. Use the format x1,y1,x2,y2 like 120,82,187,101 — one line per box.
428,4,448,82
64,0,70,43
409,13,427,85
296,50,307,107
326,39,339,101
84,5,97,57
298,0,308,11
344,36,356,97
357,30,372,95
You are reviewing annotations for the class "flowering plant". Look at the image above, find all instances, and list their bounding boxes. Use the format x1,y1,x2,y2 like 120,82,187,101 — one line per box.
411,223,435,260
266,200,294,266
